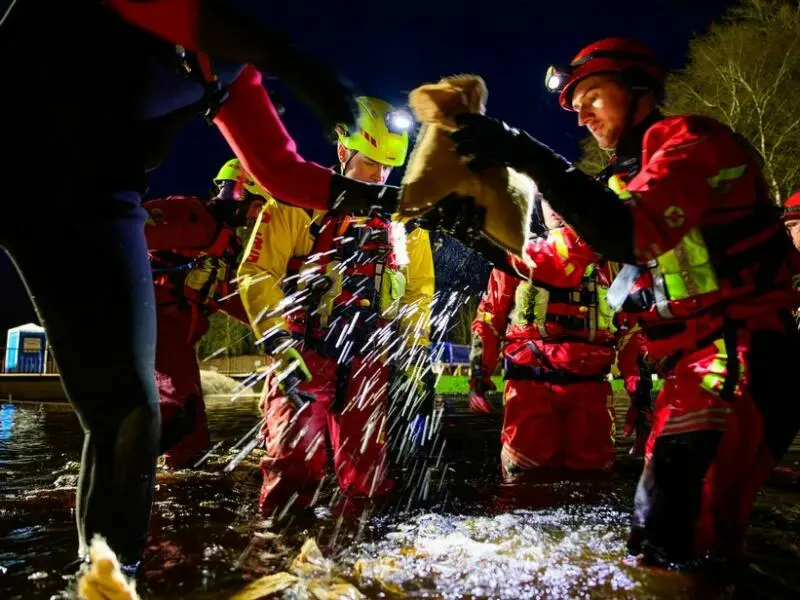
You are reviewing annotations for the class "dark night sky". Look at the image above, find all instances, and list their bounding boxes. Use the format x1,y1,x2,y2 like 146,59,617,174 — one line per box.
0,0,735,333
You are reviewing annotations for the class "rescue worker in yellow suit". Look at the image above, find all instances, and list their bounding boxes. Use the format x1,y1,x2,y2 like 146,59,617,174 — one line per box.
237,96,436,515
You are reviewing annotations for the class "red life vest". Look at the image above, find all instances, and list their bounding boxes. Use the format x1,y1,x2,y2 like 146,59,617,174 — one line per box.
144,195,242,311
502,262,617,380
604,117,799,356
282,211,405,359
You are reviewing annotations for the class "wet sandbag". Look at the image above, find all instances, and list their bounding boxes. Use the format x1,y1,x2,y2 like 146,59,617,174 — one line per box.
399,74,536,255
76,536,140,600
352,556,407,596
228,572,299,600
200,369,240,396
282,537,332,579
230,538,365,600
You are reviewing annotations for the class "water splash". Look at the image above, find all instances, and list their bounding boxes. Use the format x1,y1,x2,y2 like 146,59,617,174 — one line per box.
347,507,638,599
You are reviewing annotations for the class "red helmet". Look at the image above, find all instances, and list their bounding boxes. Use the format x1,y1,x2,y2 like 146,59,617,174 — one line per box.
782,190,800,222
545,37,666,111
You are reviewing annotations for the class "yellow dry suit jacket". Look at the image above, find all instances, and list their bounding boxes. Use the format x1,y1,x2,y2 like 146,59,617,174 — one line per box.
237,196,435,355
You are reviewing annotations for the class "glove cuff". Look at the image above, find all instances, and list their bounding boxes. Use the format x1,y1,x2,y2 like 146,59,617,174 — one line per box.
329,175,399,213
281,347,312,383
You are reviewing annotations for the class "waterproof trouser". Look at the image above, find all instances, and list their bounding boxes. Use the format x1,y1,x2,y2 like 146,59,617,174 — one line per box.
628,321,800,565
155,295,249,468
617,330,651,397
156,302,210,469
501,379,615,477
0,195,158,567
258,350,393,514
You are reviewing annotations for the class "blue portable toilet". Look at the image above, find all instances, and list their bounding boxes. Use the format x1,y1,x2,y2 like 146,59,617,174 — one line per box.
4,323,48,374
450,344,471,365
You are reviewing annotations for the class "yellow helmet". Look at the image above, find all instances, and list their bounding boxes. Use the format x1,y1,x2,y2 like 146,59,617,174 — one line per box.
213,158,271,200
336,96,412,167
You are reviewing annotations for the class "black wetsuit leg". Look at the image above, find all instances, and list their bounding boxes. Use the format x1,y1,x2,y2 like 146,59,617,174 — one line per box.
0,194,159,567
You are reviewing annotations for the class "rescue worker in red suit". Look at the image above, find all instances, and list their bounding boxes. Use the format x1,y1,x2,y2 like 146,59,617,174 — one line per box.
145,161,268,469
469,197,617,476
615,315,654,457
449,38,800,566
1,0,405,574
237,97,436,516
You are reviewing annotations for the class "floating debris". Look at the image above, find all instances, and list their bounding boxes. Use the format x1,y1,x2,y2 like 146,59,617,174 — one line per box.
231,538,364,600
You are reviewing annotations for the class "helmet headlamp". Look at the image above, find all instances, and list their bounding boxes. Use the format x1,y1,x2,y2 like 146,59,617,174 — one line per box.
544,64,572,93
385,109,414,134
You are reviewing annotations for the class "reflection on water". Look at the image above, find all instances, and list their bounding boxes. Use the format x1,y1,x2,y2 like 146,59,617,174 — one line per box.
1,395,799,599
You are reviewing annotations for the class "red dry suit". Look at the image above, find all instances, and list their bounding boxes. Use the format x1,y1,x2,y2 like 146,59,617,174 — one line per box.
145,194,251,469
597,115,800,564
614,316,654,456
237,201,434,514
471,226,617,476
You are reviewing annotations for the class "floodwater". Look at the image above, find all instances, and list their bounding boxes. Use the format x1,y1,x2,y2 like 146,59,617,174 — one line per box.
1,390,799,599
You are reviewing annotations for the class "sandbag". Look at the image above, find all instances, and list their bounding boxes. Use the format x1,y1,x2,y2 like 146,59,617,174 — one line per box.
76,536,140,600
399,74,536,255
230,538,365,600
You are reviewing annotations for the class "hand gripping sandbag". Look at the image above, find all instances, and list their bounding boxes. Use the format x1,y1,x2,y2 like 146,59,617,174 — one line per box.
398,74,536,254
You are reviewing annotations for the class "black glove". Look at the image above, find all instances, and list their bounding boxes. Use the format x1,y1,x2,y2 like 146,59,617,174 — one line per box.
262,333,315,410
328,175,399,213
418,194,517,268
450,113,569,175
623,392,653,457
451,114,637,263
195,3,359,135
417,193,486,244
275,52,359,139
280,370,316,411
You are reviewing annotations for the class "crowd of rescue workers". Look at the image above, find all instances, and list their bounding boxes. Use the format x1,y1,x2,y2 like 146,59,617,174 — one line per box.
3,0,800,591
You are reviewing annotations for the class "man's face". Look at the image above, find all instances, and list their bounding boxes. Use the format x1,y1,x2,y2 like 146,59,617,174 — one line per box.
338,144,392,184
571,75,632,150
541,198,564,230
785,219,800,250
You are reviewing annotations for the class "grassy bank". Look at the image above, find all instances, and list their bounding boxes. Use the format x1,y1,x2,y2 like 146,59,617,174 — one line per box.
434,375,664,396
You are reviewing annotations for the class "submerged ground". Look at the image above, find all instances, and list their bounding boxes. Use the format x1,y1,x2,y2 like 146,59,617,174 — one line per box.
1,381,799,599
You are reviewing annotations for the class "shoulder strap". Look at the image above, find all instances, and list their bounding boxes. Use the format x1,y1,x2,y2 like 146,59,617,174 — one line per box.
177,47,217,84
175,47,227,122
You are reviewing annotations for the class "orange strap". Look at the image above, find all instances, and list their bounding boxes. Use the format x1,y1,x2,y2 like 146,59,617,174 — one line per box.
337,215,354,236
